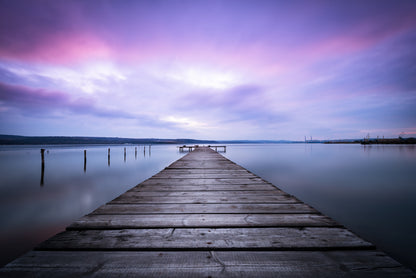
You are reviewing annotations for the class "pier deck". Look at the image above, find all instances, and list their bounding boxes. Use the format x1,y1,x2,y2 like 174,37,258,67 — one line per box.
1,147,414,277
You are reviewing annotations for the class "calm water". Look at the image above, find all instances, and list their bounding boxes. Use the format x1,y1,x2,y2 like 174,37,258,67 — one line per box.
0,144,415,271
223,144,416,271
0,144,184,267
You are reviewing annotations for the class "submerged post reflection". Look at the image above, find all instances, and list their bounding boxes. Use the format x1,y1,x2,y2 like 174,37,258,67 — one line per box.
84,150,87,172
108,148,110,166
40,148,45,186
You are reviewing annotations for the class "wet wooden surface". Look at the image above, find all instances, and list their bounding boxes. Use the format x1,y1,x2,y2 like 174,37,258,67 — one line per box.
1,146,414,277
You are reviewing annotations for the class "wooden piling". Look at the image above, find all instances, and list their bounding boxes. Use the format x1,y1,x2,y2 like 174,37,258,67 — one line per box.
135,147,137,159
124,147,126,162
83,150,87,172
2,147,414,277
40,149,45,186
108,148,110,166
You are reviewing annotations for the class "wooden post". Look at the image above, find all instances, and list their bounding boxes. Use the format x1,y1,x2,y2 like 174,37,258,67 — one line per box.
135,147,137,159
40,148,45,186
84,150,87,172
108,148,110,166
144,146,146,156
124,147,126,162
149,145,151,156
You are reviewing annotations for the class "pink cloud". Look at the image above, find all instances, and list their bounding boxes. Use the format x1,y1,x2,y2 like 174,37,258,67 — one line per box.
0,32,111,65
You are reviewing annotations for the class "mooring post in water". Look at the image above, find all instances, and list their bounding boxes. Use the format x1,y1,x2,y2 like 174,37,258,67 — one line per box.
124,147,126,162
108,148,110,166
144,145,146,156
84,150,87,172
40,148,45,186
149,145,151,156
135,147,137,159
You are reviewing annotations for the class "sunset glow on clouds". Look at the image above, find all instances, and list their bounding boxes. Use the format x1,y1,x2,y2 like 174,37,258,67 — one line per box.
1,0,416,140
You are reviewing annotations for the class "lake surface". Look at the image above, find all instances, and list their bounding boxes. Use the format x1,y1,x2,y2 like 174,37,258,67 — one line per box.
223,144,416,271
0,144,184,267
0,143,415,271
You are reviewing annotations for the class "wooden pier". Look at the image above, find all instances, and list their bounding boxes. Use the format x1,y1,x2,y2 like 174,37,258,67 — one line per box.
179,145,226,152
1,147,414,277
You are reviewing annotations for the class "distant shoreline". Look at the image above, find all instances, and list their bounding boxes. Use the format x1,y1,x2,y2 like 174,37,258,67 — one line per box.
0,134,414,145
325,138,416,145
0,135,217,146
0,135,301,145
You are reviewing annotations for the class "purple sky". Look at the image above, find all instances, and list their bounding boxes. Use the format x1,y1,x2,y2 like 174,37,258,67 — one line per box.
0,0,415,140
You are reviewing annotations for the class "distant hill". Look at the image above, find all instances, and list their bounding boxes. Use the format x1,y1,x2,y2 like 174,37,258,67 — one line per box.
8,134,412,145
0,135,304,145
218,140,302,144
0,135,218,145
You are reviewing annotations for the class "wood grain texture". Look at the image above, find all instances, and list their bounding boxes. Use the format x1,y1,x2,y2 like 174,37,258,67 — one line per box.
36,227,373,251
110,194,299,204
139,177,269,185
90,203,318,214
132,183,277,191
120,190,288,197
68,213,339,229
2,250,413,278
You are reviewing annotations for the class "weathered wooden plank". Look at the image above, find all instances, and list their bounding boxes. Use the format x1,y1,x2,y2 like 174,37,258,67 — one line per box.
140,178,269,185
175,153,227,158
68,214,339,229
120,191,287,198
162,169,253,173
168,162,244,169
110,194,299,204
168,164,244,169
170,158,233,162
132,183,277,191
2,250,413,278
91,203,317,215
152,173,258,179
36,227,373,250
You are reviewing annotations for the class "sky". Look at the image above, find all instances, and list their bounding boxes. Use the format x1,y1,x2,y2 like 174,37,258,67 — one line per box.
0,0,415,140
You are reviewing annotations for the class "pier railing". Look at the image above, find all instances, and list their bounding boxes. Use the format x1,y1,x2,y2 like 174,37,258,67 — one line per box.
178,145,226,153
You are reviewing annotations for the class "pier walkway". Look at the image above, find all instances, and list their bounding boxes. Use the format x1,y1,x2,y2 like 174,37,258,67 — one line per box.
1,147,414,277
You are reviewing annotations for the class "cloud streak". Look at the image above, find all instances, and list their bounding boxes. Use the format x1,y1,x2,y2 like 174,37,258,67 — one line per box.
0,0,415,139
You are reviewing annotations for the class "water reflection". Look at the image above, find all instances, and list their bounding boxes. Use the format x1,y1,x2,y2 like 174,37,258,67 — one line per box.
0,144,184,267
83,150,87,172
224,143,416,271
108,148,110,166
40,148,45,186
1,144,415,270
39,146,158,180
